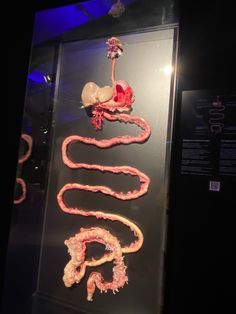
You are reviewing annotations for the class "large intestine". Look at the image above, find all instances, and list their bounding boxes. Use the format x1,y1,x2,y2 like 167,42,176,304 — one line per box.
14,134,33,204
63,228,128,301
57,37,151,301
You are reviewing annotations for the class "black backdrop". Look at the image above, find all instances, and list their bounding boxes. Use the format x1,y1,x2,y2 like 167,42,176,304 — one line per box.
3,0,235,313
164,1,235,314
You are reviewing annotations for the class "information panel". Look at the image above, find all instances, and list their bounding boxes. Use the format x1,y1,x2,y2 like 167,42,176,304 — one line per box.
180,90,236,190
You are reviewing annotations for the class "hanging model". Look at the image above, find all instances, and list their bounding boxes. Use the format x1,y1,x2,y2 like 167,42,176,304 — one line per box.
57,37,151,301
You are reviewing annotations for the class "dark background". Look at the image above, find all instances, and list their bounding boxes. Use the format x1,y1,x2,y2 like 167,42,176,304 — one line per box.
3,0,235,313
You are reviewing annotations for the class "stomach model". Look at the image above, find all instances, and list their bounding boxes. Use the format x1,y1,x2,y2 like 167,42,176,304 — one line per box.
57,37,151,301
14,134,33,204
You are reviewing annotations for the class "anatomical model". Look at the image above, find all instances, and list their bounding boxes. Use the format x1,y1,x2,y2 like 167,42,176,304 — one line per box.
57,37,151,301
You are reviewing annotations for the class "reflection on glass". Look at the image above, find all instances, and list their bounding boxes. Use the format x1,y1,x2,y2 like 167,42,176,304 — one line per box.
14,134,33,204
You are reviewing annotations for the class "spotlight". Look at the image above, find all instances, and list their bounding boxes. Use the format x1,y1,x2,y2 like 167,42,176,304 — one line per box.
43,74,52,83
163,65,173,76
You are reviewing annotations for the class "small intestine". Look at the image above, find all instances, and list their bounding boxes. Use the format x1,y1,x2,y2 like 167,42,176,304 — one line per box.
58,37,151,301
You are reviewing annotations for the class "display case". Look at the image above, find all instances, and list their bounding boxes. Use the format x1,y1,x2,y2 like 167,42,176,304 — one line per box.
2,1,178,313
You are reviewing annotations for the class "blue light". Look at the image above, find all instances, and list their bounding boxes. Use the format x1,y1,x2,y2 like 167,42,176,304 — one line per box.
81,0,112,18
25,125,33,134
28,71,46,83
81,0,137,18
33,0,138,45
33,4,90,44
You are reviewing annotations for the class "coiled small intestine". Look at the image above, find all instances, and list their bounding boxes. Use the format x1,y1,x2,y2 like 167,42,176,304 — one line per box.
58,118,150,300
58,37,151,301
14,134,33,204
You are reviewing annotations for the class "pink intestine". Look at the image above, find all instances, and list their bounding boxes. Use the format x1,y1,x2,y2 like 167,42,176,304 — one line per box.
57,38,151,301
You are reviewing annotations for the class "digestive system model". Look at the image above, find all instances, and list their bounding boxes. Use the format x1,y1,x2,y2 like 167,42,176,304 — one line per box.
57,37,151,301
14,134,33,204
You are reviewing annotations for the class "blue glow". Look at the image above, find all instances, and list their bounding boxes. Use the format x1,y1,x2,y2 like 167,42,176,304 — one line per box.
33,0,138,45
25,125,33,134
28,71,46,83
33,4,90,44
81,0,112,18
81,0,137,18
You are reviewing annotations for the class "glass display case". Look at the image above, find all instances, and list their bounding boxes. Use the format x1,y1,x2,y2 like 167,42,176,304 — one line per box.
2,1,178,313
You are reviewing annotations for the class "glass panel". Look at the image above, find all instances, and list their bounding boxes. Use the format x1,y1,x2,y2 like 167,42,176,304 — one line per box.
2,1,178,314
34,28,176,314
